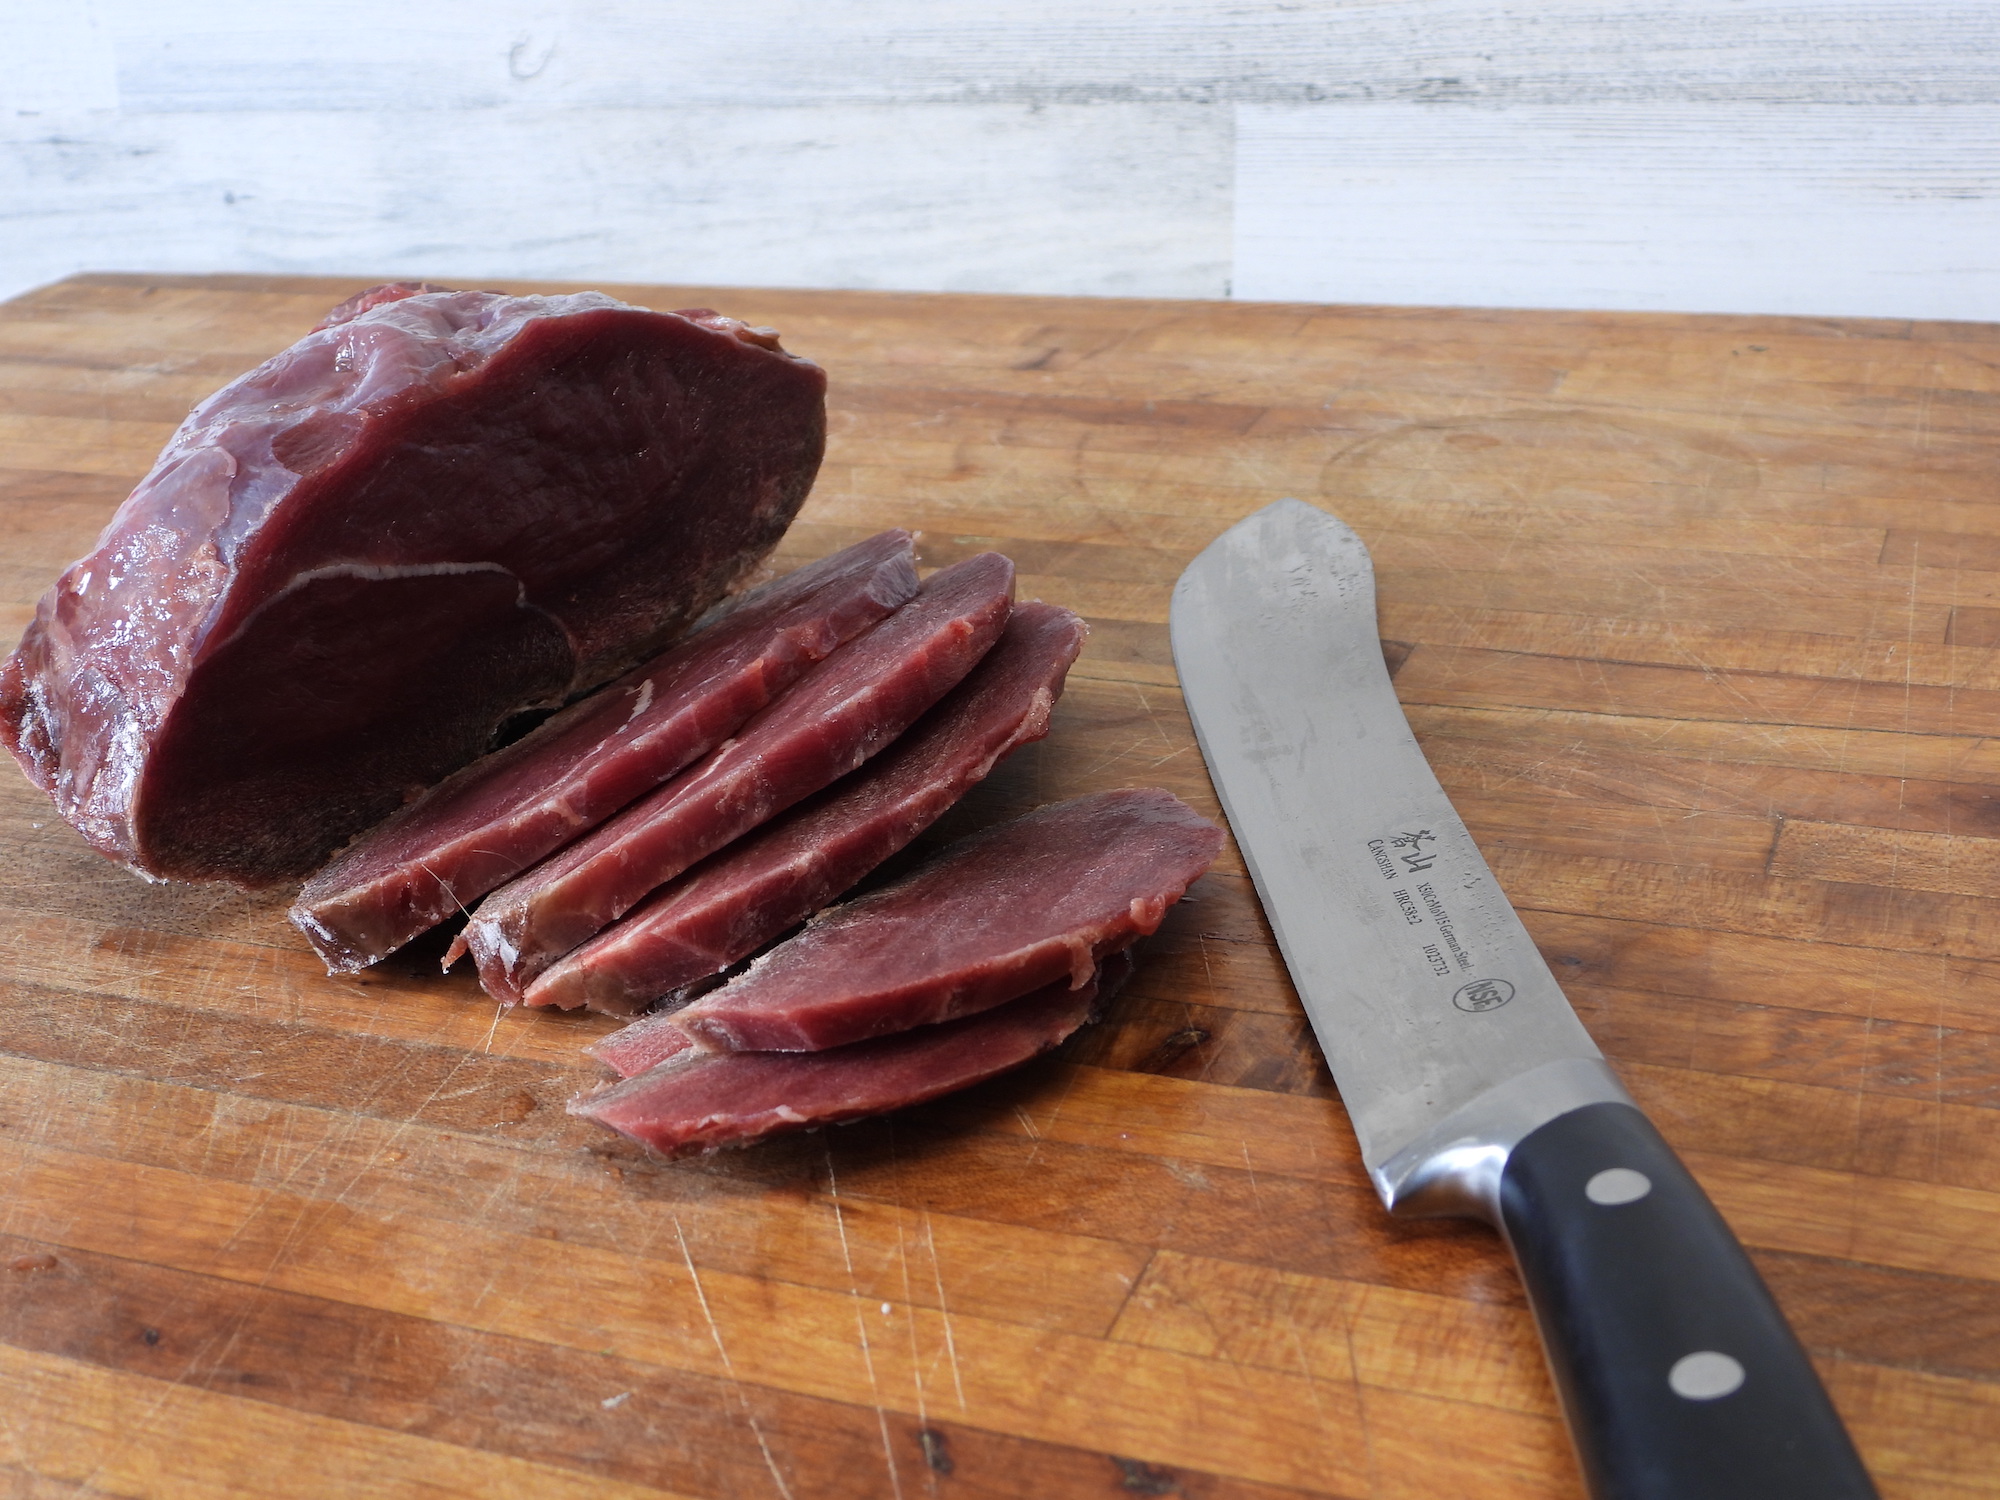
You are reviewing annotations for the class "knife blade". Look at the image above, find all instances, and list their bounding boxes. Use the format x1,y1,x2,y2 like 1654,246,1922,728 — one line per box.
1171,499,1875,1500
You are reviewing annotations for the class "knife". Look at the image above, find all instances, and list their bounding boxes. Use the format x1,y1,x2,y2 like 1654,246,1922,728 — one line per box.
1170,499,1876,1500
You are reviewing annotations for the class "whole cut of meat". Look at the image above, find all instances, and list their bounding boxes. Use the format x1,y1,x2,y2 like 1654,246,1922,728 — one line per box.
570,957,1123,1158
290,530,917,972
669,788,1223,1053
0,283,826,885
527,599,1086,1015
456,552,1017,1001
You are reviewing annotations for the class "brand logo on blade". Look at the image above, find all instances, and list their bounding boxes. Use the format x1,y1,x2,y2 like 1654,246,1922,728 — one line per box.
1453,978,1514,1013
1389,828,1439,872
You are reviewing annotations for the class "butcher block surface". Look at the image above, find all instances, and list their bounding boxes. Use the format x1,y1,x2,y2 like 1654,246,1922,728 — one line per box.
1,272,1997,1499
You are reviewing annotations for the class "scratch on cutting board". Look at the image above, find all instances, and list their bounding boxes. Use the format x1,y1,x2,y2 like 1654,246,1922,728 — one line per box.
1031,1053,1087,1145
674,1216,795,1500
922,1208,969,1414
1244,1140,1348,1447
1075,683,1180,781
882,1123,949,1490
1077,734,1157,781
826,1144,906,1500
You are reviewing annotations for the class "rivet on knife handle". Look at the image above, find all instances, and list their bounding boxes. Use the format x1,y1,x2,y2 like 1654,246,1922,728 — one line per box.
1170,500,1877,1500
1501,1101,1873,1499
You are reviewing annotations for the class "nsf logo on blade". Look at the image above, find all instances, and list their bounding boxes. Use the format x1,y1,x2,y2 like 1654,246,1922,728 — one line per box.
1453,977,1515,1013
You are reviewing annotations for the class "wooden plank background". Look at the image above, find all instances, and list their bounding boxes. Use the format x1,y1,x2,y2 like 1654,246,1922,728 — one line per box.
1,272,1999,1496
5,2,2000,318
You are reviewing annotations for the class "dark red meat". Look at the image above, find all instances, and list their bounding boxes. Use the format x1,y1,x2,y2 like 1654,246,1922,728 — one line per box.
290,531,917,972
570,962,1110,1157
457,552,1016,1001
0,286,826,884
671,788,1223,1053
584,1003,703,1079
528,600,1085,1014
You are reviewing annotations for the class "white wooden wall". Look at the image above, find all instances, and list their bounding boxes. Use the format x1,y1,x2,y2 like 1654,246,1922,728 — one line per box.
5,2,1997,319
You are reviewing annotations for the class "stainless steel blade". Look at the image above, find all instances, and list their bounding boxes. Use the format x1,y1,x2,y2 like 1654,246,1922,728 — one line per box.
1171,499,1630,1218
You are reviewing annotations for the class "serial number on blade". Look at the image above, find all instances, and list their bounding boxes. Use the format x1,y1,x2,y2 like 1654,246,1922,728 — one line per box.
1365,830,1478,979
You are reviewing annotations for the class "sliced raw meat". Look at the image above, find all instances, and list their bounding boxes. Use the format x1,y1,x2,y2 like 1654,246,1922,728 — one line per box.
570,961,1112,1157
0,285,826,885
458,553,1016,1001
671,788,1223,1053
289,531,917,972
585,944,1137,1086
527,600,1086,1015
585,1003,703,1079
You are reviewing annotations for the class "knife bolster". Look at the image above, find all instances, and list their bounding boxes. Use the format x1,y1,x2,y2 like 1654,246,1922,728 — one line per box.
1372,1056,1631,1222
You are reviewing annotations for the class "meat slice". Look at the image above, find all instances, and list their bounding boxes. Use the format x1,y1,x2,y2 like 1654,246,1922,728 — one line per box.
569,962,1112,1158
457,552,1016,1001
670,788,1223,1053
289,531,918,972
0,285,825,885
584,1003,703,1080
526,600,1086,1015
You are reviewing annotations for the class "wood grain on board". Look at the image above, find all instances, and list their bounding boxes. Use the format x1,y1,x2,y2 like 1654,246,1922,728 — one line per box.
1,272,1997,1497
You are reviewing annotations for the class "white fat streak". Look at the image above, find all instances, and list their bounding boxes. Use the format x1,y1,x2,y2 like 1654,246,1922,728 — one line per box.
464,917,519,976
1066,934,1096,989
281,559,518,587
290,906,362,974
626,677,655,723
291,908,335,943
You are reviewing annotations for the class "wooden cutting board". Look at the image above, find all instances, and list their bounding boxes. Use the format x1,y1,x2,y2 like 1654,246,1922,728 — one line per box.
0,272,1995,1499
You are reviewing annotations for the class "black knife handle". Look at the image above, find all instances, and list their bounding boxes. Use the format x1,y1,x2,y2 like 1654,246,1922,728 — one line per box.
1498,1102,1876,1500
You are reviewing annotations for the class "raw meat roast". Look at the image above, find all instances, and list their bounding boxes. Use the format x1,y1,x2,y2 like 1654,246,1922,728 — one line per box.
528,598,1085,1014
0,283,827,885
1,274,1220,1161
291,530,917,972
